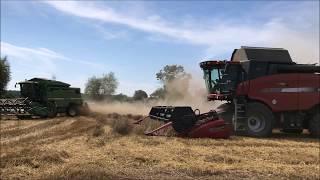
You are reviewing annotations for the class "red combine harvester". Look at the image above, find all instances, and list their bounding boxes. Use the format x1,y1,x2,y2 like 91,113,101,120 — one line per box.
201,47,320,137
136,47,319,138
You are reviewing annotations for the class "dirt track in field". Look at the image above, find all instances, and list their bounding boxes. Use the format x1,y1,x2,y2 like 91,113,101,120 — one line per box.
0,113,319,180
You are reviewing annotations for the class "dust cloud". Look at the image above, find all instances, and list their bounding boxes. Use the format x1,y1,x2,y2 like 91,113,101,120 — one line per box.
89,75,223,115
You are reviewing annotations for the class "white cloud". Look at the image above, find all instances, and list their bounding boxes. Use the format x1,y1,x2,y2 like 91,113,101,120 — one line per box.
1,41,158,95
94,24,129,40
1,42,102,68
44,1,319,64
1,42,59,72
44,1,257,46
1,41,104,91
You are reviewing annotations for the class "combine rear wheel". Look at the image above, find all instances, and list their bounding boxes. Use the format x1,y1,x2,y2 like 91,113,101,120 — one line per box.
67,105,79,117
308,112,320,138
246,102,274,137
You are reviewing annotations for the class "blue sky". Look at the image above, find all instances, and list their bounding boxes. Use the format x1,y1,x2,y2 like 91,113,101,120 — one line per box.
1,0,319,95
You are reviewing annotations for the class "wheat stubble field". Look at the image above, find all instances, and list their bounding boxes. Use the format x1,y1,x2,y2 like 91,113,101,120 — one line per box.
0,113,319,180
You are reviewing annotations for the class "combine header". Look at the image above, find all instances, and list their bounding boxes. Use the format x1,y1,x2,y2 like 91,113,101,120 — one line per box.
134,106,232,138
0,78,89,119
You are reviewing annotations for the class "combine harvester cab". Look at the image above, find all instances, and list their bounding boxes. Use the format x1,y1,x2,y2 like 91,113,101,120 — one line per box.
135,106,232,138
0,78,89,119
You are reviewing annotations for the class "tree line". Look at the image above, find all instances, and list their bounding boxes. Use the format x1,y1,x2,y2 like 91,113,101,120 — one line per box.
84,64,190,102
0,56,191,101
0,56,11,98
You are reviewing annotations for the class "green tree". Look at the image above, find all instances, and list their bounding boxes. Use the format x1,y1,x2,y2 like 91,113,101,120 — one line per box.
85,72,118,100
150,88,166,99
155,65,191,99
100,72,118,95
84,76,102,99
112,93,130,102
156,65,190,84
133,90,148,101
0,56,11,97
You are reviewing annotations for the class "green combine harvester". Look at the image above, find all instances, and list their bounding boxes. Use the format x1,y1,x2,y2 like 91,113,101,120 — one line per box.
0,78,89,119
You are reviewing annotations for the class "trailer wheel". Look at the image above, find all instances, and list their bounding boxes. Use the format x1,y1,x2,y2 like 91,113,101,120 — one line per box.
246,102,274,137
67,105,79,117
308,112,320,138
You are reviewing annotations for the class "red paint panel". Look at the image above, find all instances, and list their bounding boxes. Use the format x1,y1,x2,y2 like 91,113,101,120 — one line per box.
187,119,232,138
298,74,320,110
248,74,300,112
236,80,250,96
248,73,320,112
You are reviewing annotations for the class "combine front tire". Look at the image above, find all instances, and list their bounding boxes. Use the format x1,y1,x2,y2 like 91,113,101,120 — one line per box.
67,105,79,117
246,102,274,137
308,112,320,138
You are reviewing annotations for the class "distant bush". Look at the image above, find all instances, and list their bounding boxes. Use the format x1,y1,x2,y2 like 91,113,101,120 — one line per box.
133,90,148,101
111,93,131,102
150,88,166,99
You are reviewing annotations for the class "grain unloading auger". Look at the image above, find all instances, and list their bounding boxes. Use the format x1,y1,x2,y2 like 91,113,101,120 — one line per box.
134,106,232,138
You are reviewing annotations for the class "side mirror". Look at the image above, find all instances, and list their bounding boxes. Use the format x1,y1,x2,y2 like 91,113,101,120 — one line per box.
14,83,17,88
